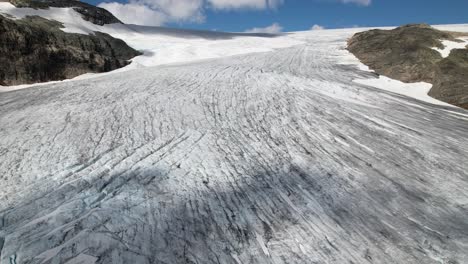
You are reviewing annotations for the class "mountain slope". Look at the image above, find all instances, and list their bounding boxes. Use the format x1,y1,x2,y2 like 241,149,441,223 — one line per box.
1,27,468,264
8,0,121,25
0,1,139,85
0,14,140,85
348,24,468,108
429,48,468,108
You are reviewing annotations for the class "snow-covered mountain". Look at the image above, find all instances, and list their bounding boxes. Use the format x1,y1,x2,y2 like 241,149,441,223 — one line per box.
0,1,140,86
1,2,468,264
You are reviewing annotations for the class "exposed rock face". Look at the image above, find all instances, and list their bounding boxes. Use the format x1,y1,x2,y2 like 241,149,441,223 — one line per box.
0,14,141,86
8,0,122,25
348,24,468,109
348,24,451,83
429,49,468,108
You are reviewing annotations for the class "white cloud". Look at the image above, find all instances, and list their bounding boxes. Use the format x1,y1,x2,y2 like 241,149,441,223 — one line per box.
99,0,285,26
245,22,283,34
340,0,371,6
98,2,166,26
207,0,283,10
99,0,370,27
311,24,324,30
132,0,204,21
99,0,204,26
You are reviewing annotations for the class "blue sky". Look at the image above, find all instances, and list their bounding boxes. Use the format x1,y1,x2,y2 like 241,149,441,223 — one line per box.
83,0,468,32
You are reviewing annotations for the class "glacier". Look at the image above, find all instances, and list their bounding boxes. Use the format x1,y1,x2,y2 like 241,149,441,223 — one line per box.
0,14,468,263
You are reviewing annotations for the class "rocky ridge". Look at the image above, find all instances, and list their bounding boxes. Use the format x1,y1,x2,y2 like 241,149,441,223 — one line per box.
8,0,121,25
0,0,141,86
348,24,468,109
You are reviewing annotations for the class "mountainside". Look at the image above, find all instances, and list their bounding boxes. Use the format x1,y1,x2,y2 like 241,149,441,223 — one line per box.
430,48,468,108
8,0,121,25
1,24,468,264
348,24,468,108
0,1,139,86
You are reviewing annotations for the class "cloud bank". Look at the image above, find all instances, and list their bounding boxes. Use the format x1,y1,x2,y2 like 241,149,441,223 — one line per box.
244,22,283,34
208,0,283,10
340,0,371,6
99,0,282,26
99,0,205,26
99,0,371,27
311,24,325,30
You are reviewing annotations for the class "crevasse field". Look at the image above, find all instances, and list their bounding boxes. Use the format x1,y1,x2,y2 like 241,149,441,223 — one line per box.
1,3,468,264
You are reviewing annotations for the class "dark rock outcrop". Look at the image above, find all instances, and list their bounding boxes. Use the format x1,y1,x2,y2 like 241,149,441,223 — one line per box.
0,236,4,260
348,24,468,109
429,49,468,108
8,0,122,25
0,14,141,86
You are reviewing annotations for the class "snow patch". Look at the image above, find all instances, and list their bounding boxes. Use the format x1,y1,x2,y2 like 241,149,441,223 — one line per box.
353,76,454,107
434,24,468,33
432,38,468,58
